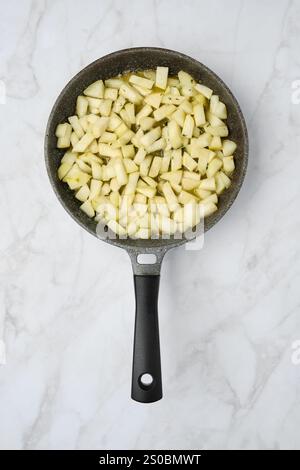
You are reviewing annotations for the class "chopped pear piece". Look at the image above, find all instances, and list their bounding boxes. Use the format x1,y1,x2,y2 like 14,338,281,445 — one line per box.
178,190,197,205
160,152,171,173
107,220,127,236
209,136,222,150
115,122,128,137
153,104,176,121
135,105,151,126
206,125,228,137
87,97,102,112
182,178,199,191
199,177,216,191
171,149,182,171
129,74,154,89
140,156,152,176
223,156,235,175
146,137,166,153
99,99,112,117
179,99,193,114
144,92,162,109
136,185,156,199
109,191,121,208
207,158,223,178
143,70,156,80
140,127,161,147
194,83,213,99
80,200,95,217
61,151,77,164
55,123,70,138
124,103,135,124
168,120,182,149
57,135,71,149
123,159,138,173
199,201,217,217
158,215,177,235
83,80,104,99
162,182,179,212
73,133,94,152
124,172,139,195
135,228,150,239
112,159,127,187
105,78,124,89
149,157,162,178
178,70,193,87
119,83,143,104
183,201,201,230
99,131,117,143
207,112,224,127
104,88,118,100
134,147,147,164
155,66,169,90
172,108,186,127
197,133,212,148
183,171,200,181
142,176,157,188
77,159,92,174
222,139,237,156
194,188,211,199
182,152,197,171
68,116,84,138
203,193,218,204
160,170,182,186
139,116,155,131
216,171,231,191
91,161,102,180
118,129,135,145
76,96,88,117
79,116,88,132
58,162,73,180
112,95,126,114
132,84,152,96
98,143,122,158
122,144,135,159
133,126,147,147
91,116,109,139
193,104,206,127
70,132,79,147
56,123,72,148
89,179,102,200
75,184,90,202
101,182,111,196
214,101,227,119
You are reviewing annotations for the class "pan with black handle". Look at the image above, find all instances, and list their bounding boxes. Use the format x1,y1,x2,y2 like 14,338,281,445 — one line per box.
45,47,248,403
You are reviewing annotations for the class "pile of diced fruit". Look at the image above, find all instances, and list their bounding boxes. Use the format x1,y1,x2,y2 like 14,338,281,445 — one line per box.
56,67,236,238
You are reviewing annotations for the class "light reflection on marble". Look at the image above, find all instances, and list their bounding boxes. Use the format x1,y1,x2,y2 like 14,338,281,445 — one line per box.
0,0,300,450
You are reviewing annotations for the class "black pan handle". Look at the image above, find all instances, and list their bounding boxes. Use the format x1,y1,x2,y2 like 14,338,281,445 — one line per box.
131,274,162,403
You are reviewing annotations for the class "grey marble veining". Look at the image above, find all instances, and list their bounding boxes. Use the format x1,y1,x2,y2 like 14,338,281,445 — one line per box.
0,0,300,450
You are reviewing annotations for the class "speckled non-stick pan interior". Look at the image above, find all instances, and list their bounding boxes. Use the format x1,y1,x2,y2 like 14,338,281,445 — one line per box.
44,47,248,250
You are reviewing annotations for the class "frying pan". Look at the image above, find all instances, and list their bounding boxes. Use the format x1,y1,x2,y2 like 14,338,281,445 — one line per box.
44,47,248,403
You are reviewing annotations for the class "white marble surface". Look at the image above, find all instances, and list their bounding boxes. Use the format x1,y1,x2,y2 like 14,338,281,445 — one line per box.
1,0,300,451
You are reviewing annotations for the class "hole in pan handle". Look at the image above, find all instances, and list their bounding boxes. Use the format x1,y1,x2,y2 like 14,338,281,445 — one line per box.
137,253,157,265
131,274,162,403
